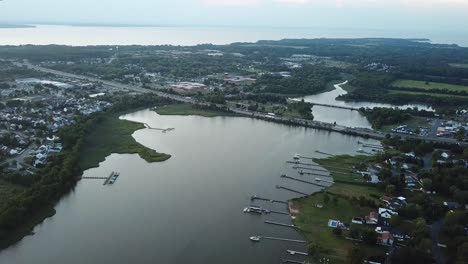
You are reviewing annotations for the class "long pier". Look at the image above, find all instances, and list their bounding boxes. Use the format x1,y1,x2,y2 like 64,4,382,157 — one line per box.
251,195,288,204
270,210,290,216
276,185,309,196
286,161,317,166
282,259,306,264
281,174,327,187
143,123,175,132
259,236,307,243
287,250,308,256
315,150,334,156
293,166,328,173
265,220,297,229
81,176,108,180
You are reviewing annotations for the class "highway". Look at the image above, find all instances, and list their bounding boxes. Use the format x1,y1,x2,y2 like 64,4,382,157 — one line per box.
15,61,466,146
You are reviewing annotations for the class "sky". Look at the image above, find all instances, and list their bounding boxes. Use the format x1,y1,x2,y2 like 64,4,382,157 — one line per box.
0,0,467,31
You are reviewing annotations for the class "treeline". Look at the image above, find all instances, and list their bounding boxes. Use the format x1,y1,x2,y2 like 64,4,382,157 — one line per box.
360,107,434,129
289,100,314,120
252,65,338,95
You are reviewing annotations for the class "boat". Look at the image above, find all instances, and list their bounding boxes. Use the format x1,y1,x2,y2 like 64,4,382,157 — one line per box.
249,236,261,242
293,153,301,160
315,178,321,182
243,207,250,213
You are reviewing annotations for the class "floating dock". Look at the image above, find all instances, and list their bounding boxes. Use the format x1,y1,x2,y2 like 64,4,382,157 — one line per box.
103,171,120,185
276,185,308,196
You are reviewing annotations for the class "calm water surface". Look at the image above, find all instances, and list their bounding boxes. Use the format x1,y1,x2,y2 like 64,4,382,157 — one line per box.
300,81,433,128
0,25,466,46
0,110,380,264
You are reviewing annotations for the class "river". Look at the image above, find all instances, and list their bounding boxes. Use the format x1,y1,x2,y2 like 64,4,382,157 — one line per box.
299,81,433,129
0,109,380,264
0,24,467,46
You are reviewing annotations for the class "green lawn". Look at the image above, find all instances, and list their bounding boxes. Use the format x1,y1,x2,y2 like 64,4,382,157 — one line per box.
388,89,468,98
391,79,468,93
79,114,170,170
153,104,236,117
293,192,385,263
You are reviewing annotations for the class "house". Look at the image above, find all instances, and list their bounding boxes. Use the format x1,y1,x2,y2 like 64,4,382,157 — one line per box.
378,208,398,219
369,175,380,184
352,217,364,224
366,211,379,225
375,226,391,233
378,232,394,245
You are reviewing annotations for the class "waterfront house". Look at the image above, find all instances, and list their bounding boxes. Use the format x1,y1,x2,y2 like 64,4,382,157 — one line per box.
378,208,397,219
366,211,379,225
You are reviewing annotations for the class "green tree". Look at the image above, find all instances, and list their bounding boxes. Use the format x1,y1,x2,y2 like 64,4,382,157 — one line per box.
362,229,377,245
456,127,465,142
390,215,402,228
385,184,396,196
323,193,330,204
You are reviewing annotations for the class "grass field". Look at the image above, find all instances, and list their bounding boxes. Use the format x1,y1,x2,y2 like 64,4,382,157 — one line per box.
293,191,385,263
79,114,170,170
154,104,236,117
391,79,468,93
388,89,468,98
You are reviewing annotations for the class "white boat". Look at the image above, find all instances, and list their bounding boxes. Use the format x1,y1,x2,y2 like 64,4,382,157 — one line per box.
250,236,261,242
243,207,250,213
315,178,321,182
293,153,301,160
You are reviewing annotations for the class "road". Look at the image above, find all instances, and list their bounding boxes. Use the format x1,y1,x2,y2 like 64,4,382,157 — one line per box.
14,61,466,146
430,219,445,264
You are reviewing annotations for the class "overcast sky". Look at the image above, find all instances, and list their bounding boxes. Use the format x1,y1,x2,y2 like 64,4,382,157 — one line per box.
0,0,467,31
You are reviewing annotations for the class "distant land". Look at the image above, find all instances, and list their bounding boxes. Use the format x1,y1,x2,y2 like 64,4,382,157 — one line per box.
0,24,35,28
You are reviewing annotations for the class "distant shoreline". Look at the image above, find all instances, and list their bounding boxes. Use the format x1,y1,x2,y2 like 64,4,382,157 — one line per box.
0,24,35,29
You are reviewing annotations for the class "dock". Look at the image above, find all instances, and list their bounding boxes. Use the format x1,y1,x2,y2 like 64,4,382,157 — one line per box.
315,150,334,156
292,166,328,173
287,250,308,256
257,236,307,243
143,123,175,132
103,171,120,185
276,185,309,196
282,259,306,264
265,220,297,229
251,195,288,204
270,210,290,215
281,175,327,188
297,170,328,177
286,161,317,166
